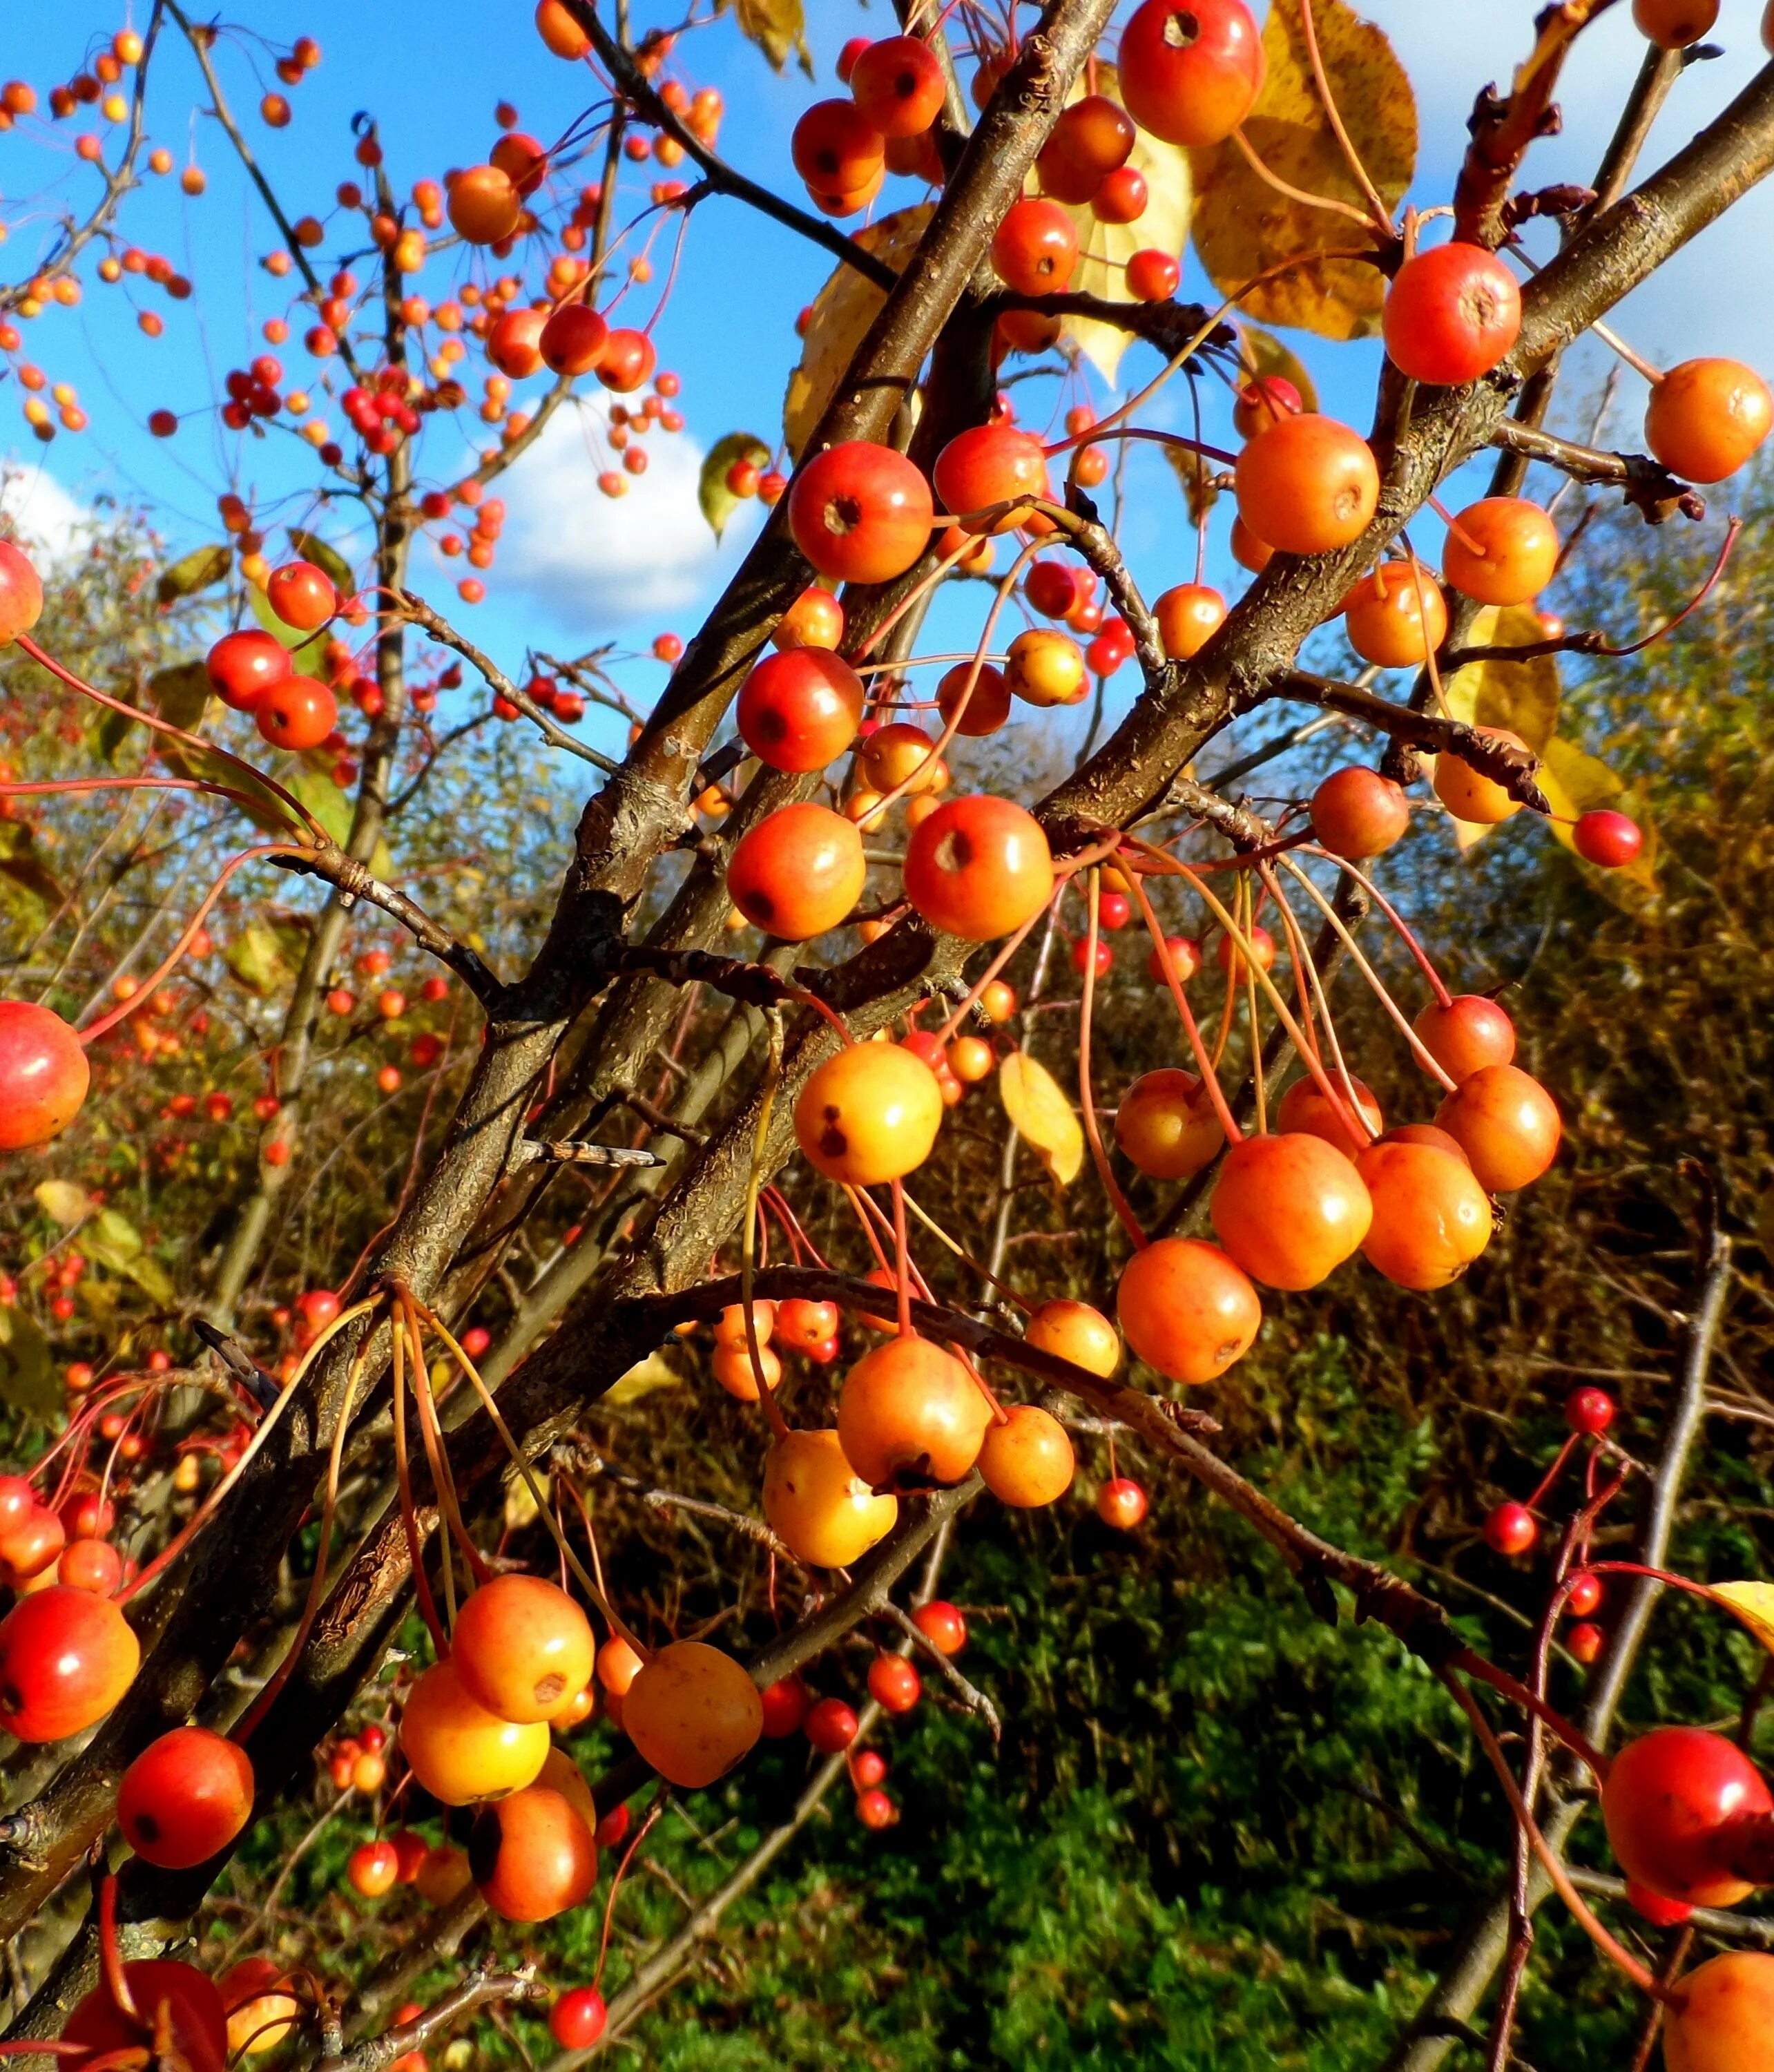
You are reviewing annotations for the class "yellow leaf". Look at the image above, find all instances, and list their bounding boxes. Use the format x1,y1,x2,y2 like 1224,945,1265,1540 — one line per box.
782,205,934,461
606,1345,690,1406
999,1050,1083,1188
1540,737,1659,891
505,1470,547,1533
226,921,294,997
1712,1582,1774,1658
1190,0,1416,340
34,1180,95,1227
1442,604,1561,750
722,0,810,75
1049,66,1192,387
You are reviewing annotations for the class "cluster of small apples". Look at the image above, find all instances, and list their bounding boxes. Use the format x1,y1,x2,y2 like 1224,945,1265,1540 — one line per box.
203,559,344,751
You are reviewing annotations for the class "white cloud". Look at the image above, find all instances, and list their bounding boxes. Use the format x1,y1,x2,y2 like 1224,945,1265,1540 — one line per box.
0,461,88,563
483,394,755,631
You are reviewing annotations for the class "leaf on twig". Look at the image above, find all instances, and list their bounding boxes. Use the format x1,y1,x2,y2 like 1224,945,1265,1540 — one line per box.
155,544,231,607
150,660,211,731
0,1304,57,1419
1190,0,1414,340
1052,66,1193,386
1711,1581,1774,1658
287,528,356,600
226,921,294,997
698,434,773,539
606,1346,689,1405
783,204,934,461
999,1050,1083,1188
1443,604,1561,749
0,822,68,911
719,0,811,75
34,1180,95,1227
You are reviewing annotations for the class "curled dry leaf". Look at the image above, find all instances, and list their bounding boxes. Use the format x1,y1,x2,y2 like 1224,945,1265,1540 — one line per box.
1190,0,1416,341
999,1048,1083,1188
782,205,934,462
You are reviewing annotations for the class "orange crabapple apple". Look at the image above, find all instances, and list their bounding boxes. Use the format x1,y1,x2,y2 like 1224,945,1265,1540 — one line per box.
1146,934,1202,984
1632,0,1719,44
860,720,943,794
789,441,934,586
727,803,866,941
117,1726,255,1870
806,1696,860,1752
1435,1063,1561,1192
206,628,291,711
903,794,1054,941
1603,1726,1773,1908
1116,1236,1262,1384
1664,1951,1774,2072
848,37,945,138
1311,766,1410,860
1210,1133,1373,1290
470,1783,597,1921
1432,727,1531,825
1215,923,1276,978
791,100,885,193
0,1001,90,1150
1119,0,1265,147
1441,497,1559,605
934,424,1050,534
1414,994,1516,1083
838,1334,992,1486
450,1573,595,1724
1097,1477,1149,1530
914,1600,967,1654
622,1640,763,1789
1484,1500,1538,1556
712,1339,782,1401
1342,562,1448,669
990,197,1079,295
1274,1073,1382,1160
1024,1297,1120,1376
1154,582,1227,660
978,1403,1076,1506
773,586,845,651
1382,242,1521,387
0,1586,140,1740
1005,627,1088,707
1644,357,1773,482
793,1042,944,1185
760,1676,810,1738
936,660,1012,737
1115,1068,1224,1180
737,647,865,771
398,1658,549,1805
1235,415,1379,555
1355,1140,1494,1289
0,539,46,646
763,1428,898,1566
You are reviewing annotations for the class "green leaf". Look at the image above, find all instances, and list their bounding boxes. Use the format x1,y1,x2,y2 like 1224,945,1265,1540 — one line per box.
151,660,211,731
157,736,305,835
287,528,356,601
699,434,772,541
122,1254,177,1305
33,1180,95,1227
0,823,68,911
719,0,810,75
286,767,394,879
155,543,232,607
247,584,331,673
226,921,295,997
0,1304,57,1419
1190,0,1416,340
85,1207,144,1267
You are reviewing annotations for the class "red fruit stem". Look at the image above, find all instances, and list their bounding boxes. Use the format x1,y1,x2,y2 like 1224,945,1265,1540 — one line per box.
403,1289,652,1660
1238,878,1268,1137
1297,0,1397,236
890,1179,915,1339
1228,124,1380,230
390,1292,451,1657
1300,849,1454,1010
1450,1647,1610,1781
851,532,977,664
403,1292,494,1589
1078,870,1147,1249
592,1797,665,1993
1443,1671,1668,2002
235,1325,374,1744
118,1299,380,1604
931,884,1063,1047
1525,1432,1581,1514
97,1875,140,2025
79,844,304,1045
1593,513,1742,659
1279,856,1461,1088
898,1183,1031,1318
1126,867,1244,1146
742,1018,793,1443
14,633,325,842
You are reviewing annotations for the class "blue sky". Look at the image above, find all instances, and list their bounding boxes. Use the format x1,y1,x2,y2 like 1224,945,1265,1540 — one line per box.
3,1,1772,769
